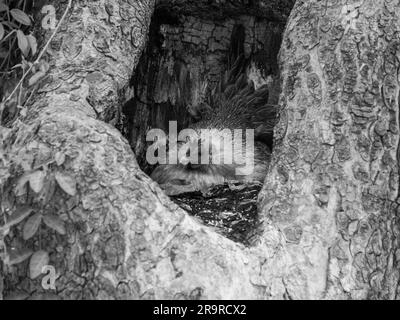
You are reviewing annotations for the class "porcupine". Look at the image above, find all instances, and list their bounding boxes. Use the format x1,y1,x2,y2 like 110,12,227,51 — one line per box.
150,56,278,190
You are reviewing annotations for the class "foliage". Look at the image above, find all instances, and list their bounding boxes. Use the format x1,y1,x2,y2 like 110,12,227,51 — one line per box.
0,0,38,126
0,0,36,69
0,156,74,286
0,0,74,296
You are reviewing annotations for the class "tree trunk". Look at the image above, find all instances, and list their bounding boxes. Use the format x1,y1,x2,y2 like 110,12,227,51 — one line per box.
259,0,400,299
1,0,399,300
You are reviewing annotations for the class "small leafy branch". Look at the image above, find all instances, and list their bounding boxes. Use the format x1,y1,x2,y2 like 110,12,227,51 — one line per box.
0,0,38,126
0,0,36,68
0,0,72,125
0,0,74,292
0,207,63,281
0,153,77,281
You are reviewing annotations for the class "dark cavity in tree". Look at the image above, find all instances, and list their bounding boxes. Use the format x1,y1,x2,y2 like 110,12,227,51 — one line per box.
120,2,286,245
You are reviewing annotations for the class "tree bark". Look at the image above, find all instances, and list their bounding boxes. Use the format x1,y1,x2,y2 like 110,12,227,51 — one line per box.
1,0,399,300
259,0,400,299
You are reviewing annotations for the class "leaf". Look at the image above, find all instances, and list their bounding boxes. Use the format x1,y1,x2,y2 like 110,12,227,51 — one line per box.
54,152,65,166
28,71,45,86
0,3,8,12
15,174,31,196
8,248,33,266
39,177,57,204
55,172,77,196
29,170,46,193
23,213,42,240
0,23,4,41
43,214,66,235
16,30,29,57
5,206,33,229
29,250,49,279
26,34,37,56
10,9,31,26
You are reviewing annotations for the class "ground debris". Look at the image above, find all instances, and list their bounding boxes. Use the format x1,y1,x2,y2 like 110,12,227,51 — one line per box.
171,182,263,246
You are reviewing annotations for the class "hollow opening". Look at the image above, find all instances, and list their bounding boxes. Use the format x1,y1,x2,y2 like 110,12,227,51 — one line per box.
121,3,288,245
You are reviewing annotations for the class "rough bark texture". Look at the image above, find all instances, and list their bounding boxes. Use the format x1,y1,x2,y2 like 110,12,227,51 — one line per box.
259,0,400,299
1,0,399,300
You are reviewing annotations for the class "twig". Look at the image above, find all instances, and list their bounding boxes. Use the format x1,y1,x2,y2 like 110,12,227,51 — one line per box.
17,60,26,106
23,86,36,107
0,36,15,72
3,0,73,105
0,29,16,44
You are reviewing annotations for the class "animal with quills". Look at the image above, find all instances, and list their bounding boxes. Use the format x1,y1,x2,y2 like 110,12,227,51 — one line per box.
150,58,277,190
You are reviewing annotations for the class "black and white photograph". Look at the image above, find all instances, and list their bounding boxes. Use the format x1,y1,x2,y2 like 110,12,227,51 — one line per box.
0,0,399,303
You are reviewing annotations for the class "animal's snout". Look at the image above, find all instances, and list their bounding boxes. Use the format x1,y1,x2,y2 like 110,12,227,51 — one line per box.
178,138,205,168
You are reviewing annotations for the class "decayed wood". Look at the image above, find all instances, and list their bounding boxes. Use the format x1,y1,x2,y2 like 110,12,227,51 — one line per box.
156,0,295,21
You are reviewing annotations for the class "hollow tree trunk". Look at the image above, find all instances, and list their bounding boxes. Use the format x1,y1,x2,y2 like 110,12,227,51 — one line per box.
1,0,399,300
